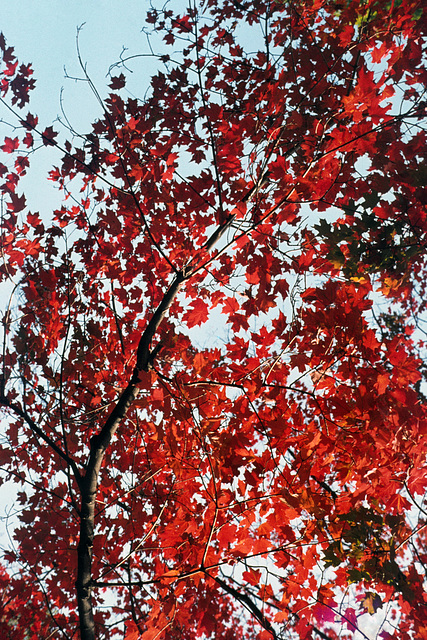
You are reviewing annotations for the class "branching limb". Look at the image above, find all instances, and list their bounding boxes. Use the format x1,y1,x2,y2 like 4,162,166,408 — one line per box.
207,571,278,639
1,398,82,485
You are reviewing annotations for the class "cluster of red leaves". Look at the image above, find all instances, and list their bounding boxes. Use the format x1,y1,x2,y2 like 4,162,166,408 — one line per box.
0,1,426,639
0,565,62,638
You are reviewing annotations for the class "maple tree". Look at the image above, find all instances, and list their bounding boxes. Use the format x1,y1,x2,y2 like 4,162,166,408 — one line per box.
0,0,427,638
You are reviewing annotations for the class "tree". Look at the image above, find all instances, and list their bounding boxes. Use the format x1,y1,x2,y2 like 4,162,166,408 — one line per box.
0,0,426,638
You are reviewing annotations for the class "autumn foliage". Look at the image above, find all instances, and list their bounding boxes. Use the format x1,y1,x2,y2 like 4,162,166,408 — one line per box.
0,1,427,638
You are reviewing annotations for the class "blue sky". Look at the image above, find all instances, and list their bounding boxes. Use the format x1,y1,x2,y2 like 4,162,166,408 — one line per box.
0,1,171,210
2,1,157,123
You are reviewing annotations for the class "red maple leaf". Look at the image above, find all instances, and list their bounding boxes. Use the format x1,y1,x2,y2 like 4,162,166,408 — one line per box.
182,298,209,327
7,192,26,212
109,74,126,90
41,126,58,146
1,136,19,153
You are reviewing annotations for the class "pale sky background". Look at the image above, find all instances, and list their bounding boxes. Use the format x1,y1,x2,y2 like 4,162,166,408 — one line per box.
1,1,175,210
2,1,161,122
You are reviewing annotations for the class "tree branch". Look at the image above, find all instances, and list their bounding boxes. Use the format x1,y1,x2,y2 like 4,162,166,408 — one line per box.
1,398,82,485
207,572,277,639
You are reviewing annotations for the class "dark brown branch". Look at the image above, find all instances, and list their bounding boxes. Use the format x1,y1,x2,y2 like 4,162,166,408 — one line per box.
136,268,188,371
313,626,332,640
310,475,337,501
207,572,277,639
75,211,236,635
1,399,82,485
76,380,139,640
75,265,187,637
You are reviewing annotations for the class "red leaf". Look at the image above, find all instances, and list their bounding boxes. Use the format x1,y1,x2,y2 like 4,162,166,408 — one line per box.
222,297,239,315
21,112,38,130
7,192,26,212
1,136,19,153
375,373,389,395
41,126,58,146
182,299,209,327
109,74,126,90
242,569,261,586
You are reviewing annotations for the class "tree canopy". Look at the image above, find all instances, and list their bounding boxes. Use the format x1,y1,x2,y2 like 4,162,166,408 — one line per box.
0,1,426,639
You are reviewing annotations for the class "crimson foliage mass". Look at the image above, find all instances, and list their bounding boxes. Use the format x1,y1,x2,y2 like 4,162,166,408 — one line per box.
0,1,426,639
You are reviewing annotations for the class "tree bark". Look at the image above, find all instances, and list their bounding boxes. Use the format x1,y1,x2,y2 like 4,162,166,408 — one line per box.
75,381,139,640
